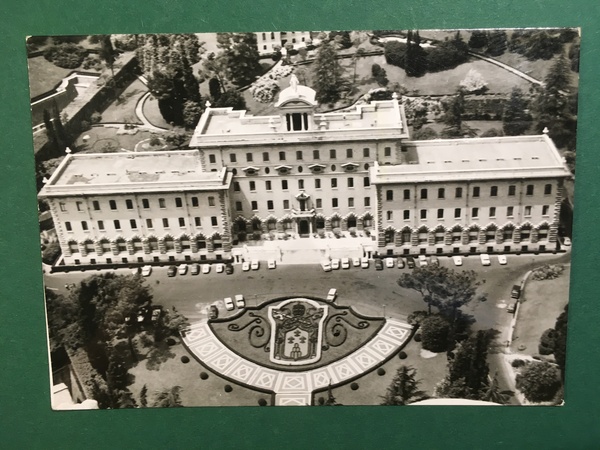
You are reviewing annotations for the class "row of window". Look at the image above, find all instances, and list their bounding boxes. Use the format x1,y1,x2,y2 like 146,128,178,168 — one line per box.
236,196,371,212
385,205,551,221
235,176,370,193
385,184,553,201
384,227,549,245
62,196,216,213
65,216,220,233
210,147,392,164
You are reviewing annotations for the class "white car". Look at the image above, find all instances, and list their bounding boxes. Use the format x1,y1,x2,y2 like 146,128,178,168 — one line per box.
480,253,491,266
497,254,507,265
215,263,225,273
141,265,152,277
385,257,395,268
331,259,341,270
202,264,211,274
178,264,188,275
418,255,428,267
235,294,245,309
452,255,463,266
224,297,234,311
341,258,350,269
361,258,370,269
268,259,276,269
326,288,337,301
562,237,572,246
352,257,361,267
321,260,332,272
251,260,260,270
242,261,250,272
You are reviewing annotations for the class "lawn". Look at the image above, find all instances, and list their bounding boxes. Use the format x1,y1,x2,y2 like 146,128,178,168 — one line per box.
511,265,570,356
99,78,147,124
424,120,505,137
27,56,74,99
142,94,171,129
75,126,158,152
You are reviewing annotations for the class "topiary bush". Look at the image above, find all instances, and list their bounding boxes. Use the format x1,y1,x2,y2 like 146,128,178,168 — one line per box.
350,383,359,391
200,372,209,380
414,333,422,343
377,368,386,376
258,398,267,406
398,351,407,360
181,355,190,363
224,385,233,393
511,359,526,368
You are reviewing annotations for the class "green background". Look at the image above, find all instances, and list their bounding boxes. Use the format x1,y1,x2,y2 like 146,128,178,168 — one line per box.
1,0,599,448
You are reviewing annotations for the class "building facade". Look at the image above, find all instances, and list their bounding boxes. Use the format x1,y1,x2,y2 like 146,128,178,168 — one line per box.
254,31,312,55
40,79,571,268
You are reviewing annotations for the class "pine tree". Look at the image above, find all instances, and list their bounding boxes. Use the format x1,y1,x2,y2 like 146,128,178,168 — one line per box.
313,39,346,105
209,77,222,101
139,384,148,408
502,87,531,135
99,35,116,76
481,374,513,404
381,366,426,405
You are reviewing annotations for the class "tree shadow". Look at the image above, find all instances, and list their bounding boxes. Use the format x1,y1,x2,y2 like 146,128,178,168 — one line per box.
144,341,176,371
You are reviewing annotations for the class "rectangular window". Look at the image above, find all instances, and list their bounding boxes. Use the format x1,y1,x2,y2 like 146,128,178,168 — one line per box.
296,150,303,160
92,200,100,210
331,178,338,188
208,196,215,207
177,217,184,227
142,198,150,209
489,207,496,218
114,219,121,230
365,197,371,207
346,148,353,158
454,208,461,219
404,210,410,220
98,220,105,230
283,200,290,209
404,189,410,200
76,201,83,211
542,205,549,215
251,201,258,210
508,185,516,196
332,198,338,208
315,178,321,189
386,190,393,201
313,150,320,159
211,217,218,226
490,186,498,197
316,199,322,208
437,209,444,219
473,187,480,198
348,198,354,207
249,181,256,191
130,219,137,229
438,188,445,199
387,211,393,220
230,153,237,163
194,217,201,226
262,152,269,162
279,151,286,161
348,177,354,188
525,206,532,216
455,187,463,198
544,184,552,195
330,149,336,159
526,185,534,196
298,179,304,189
234,182,240,192
159,198,166,209
282,180,288,190
420,209,427,219
146,219,153,228
265,180,272,191
236,201,243,211
246,153,253,162
363,148,370,157
384,147,392,157
81,221,88,231
507,206,514,217
109,200,117,210
420,188,428,199
59,202,67,212
175,197,183,208
472,207,479,218
364,177,370,187
191,197,199,207
65,221,72,231
162,218,169,228
209,154,216,163
267,200,274,210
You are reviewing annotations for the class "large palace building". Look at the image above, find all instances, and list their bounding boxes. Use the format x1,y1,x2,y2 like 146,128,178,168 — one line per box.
39,78,571,268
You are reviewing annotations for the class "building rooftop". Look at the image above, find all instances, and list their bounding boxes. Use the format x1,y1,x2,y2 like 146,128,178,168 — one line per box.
39,150,231,197
372,134,571,184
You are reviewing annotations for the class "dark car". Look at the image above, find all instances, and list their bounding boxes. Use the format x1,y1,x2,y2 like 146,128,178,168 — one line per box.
225,264,234,275
208,305,219,320
374,259,384,270
507,302,517,314
167,265,177,277
406,257,416,269
511,284,521,299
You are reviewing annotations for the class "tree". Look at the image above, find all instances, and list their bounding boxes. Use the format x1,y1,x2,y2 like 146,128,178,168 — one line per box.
502,87,532,136
152,386,184,407
182,100,203,129
106,352,129,391
569,43,580,72
412,127,438,140
553,305,568,381
468,31,488,49
213,89,247,110
447,331,490,397
384,41,406,68
440,91,477,138
351,48,367,84
481,374,513,404
214,33,262,87
139,384,148,408
208,77,222,101
381,366,426,405
312,39,347,105
420,315,451,352
371,63,388,87
44,43,86,69
99,35,117,76
459,69,488,94
164,131,189,149
404,31,427,77
486,30,508,57
329,31,352,49
516,362,562,403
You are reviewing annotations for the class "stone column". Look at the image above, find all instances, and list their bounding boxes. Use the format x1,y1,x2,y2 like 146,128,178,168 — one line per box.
142,238,151,254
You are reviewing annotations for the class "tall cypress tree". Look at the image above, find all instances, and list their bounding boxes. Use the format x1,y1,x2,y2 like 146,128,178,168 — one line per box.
313,39,346,105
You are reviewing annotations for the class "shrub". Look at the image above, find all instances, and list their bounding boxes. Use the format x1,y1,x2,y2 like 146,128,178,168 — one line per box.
90,112,103,124
414,333,422,342
398,351,407,360
480,128,503,137
459,69,488,94
200,372,208,380
407,311,429,326
258,398,267,406
377,368,386,376
181,355,190,363
384,41,407,67
82,54,103,71
350,383,359,390
420,315,451,353
426,39,469,72
539,328,557,355
317,397,325,405
224,384,233,393
44,43,86,69
531,264,564,281
516,361,561,403
412,127,438,140
42,241,61,265
149,135,162,147
511,359,526,368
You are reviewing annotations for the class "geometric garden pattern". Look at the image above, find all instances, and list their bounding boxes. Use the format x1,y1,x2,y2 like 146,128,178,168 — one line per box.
182,318,413,406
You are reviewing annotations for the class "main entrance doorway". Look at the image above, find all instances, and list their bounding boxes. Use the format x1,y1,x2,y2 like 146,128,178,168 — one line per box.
299,219,310,236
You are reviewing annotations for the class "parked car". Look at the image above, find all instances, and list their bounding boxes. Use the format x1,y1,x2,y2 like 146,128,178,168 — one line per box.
361,258,369,269
331,259,341,270
167,265,177,277
208,305,219,320
397,258,405,269
202,264,211,274
406,257,416,269
341,258,350,269
430,256,439,266
242,261,250,272
268,259,276,269
511,284,522,299
480,254,491,266
326,288,337,301
151,306,162,323
321,260,332,272
215,263,225,273
141,265,152,277
375,259,384,270
418,255,428,267
190,263,200,275
224,297,234,311
352,257,361,267
562,237,572,246
251,260,260,270
452,255,463,266
507,302,517,314
235,294,245,309
497,254,507,265
131,267,141,275
385,258,395,268
178,264,188,275
225,264,234,275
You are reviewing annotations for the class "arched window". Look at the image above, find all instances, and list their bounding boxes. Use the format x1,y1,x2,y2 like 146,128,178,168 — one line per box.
385,228,395,244
520,224,532,242
131,237,143,253
164,236,175,251
401,228,412,244
148,237,159,251
68,240,79,254
485,225,497,242
196,234,207,249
